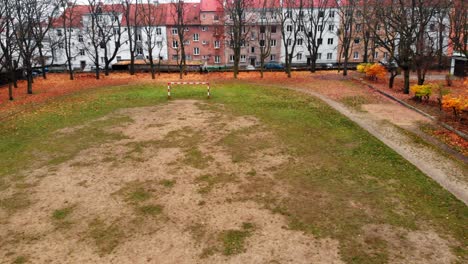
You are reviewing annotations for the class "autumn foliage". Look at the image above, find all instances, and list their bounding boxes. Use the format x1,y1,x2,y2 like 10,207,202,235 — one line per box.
357,63,387,81
410,84,432,101
442,94,468,120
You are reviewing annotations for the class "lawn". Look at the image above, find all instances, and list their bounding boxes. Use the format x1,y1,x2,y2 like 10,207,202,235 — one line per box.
0,80,466,263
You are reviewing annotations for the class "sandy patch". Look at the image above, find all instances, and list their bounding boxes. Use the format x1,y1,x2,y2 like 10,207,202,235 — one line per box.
0,100,342,263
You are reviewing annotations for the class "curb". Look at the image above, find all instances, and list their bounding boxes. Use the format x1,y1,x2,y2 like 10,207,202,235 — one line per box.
352,77,468,141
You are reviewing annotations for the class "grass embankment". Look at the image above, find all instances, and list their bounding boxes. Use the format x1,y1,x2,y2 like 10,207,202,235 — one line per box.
0,81,466,263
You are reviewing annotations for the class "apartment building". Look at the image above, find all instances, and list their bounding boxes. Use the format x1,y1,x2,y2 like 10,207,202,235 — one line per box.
49,3,168,71
280,3,340,67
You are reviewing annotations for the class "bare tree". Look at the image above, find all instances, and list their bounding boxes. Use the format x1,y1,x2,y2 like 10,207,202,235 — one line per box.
335,0,357,76
258,0,275,78
223,0,253,78
122,0,139,75
96,1,123,76
14,0,43,94
277,0,304,78
55,0,79,80
83,0,104,79
413,0,443,85
303,0,331,72
31,0,58,80
449,0,467,58
0,0,18,100
140,0,164,79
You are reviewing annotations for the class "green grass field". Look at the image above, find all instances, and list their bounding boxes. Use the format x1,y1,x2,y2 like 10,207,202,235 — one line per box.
0,81,466,263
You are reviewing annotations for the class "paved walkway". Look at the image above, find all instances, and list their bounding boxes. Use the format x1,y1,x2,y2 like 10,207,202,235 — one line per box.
287,86,468,205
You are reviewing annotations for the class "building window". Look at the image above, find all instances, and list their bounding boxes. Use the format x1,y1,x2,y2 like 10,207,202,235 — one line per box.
297,38,303,45
317,38,323,45
299,25,305,32
202,26,207,31
58,42,64,49
317,53,322,60
270,54,276,61
271,26,277,33
317,25,323,31
329,11,335,18
353,52,359,59
287,39,292,46
260,39,265,47
328,24,334,31
79,49,85,56
384,52,388,59
286,25,293,32
215,55,220,64
229,55,234,62
374,52,379,59
156,28,162,35
270,39,276,46
285,10,292,18
137,47,143,54
172,40,178,48
117,56,122,61
354,38,360,44
251,46,255,53
318,11,324,18
240,55,246,62
297,53,302,60
260,26,265,33
57,29,62,36
327,38,334,45
214,15,219,21
327,53,332,60
157,41,162,48
214,40,220,48
172,28,178,35
194,47,199,55
137,34,142,41
184,27,189,32
193,33,199,41
101,57,105,63
172,54,178,60
78,35,83,42
183,40,190,45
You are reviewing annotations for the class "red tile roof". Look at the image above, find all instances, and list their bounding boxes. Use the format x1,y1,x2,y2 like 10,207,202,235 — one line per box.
200,0,222,12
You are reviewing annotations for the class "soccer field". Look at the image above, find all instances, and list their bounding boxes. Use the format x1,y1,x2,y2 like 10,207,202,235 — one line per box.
0,81,466,263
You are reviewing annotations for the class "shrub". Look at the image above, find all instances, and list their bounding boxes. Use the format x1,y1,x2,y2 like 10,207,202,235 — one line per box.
365,64,387,81
442,94,468,120
410,84,432,101
357,63,372,73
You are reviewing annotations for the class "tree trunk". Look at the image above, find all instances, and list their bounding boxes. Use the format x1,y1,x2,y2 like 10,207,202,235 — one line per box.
38,46,47,80
27,71,33,94
8,82,13,101
310,58,316,73
417,69,424,85
343,59,348,76
67,57,74,80
403,68,410,94
389,71,397,89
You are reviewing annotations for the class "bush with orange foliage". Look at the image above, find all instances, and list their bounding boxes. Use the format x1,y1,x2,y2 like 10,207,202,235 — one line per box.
365,64,387,81
442,94,468,120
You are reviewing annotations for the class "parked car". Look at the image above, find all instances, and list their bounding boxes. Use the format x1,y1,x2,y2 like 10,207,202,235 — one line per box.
264,61,284,70
246,65,256,71
90,65,104,71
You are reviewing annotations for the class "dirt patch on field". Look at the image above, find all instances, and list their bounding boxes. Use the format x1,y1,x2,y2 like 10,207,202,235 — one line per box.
0,100,343,263
361,224,456,264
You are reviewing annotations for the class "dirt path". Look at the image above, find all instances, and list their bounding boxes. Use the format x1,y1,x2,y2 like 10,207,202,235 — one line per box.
0,100,344,263
285,86,468,205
